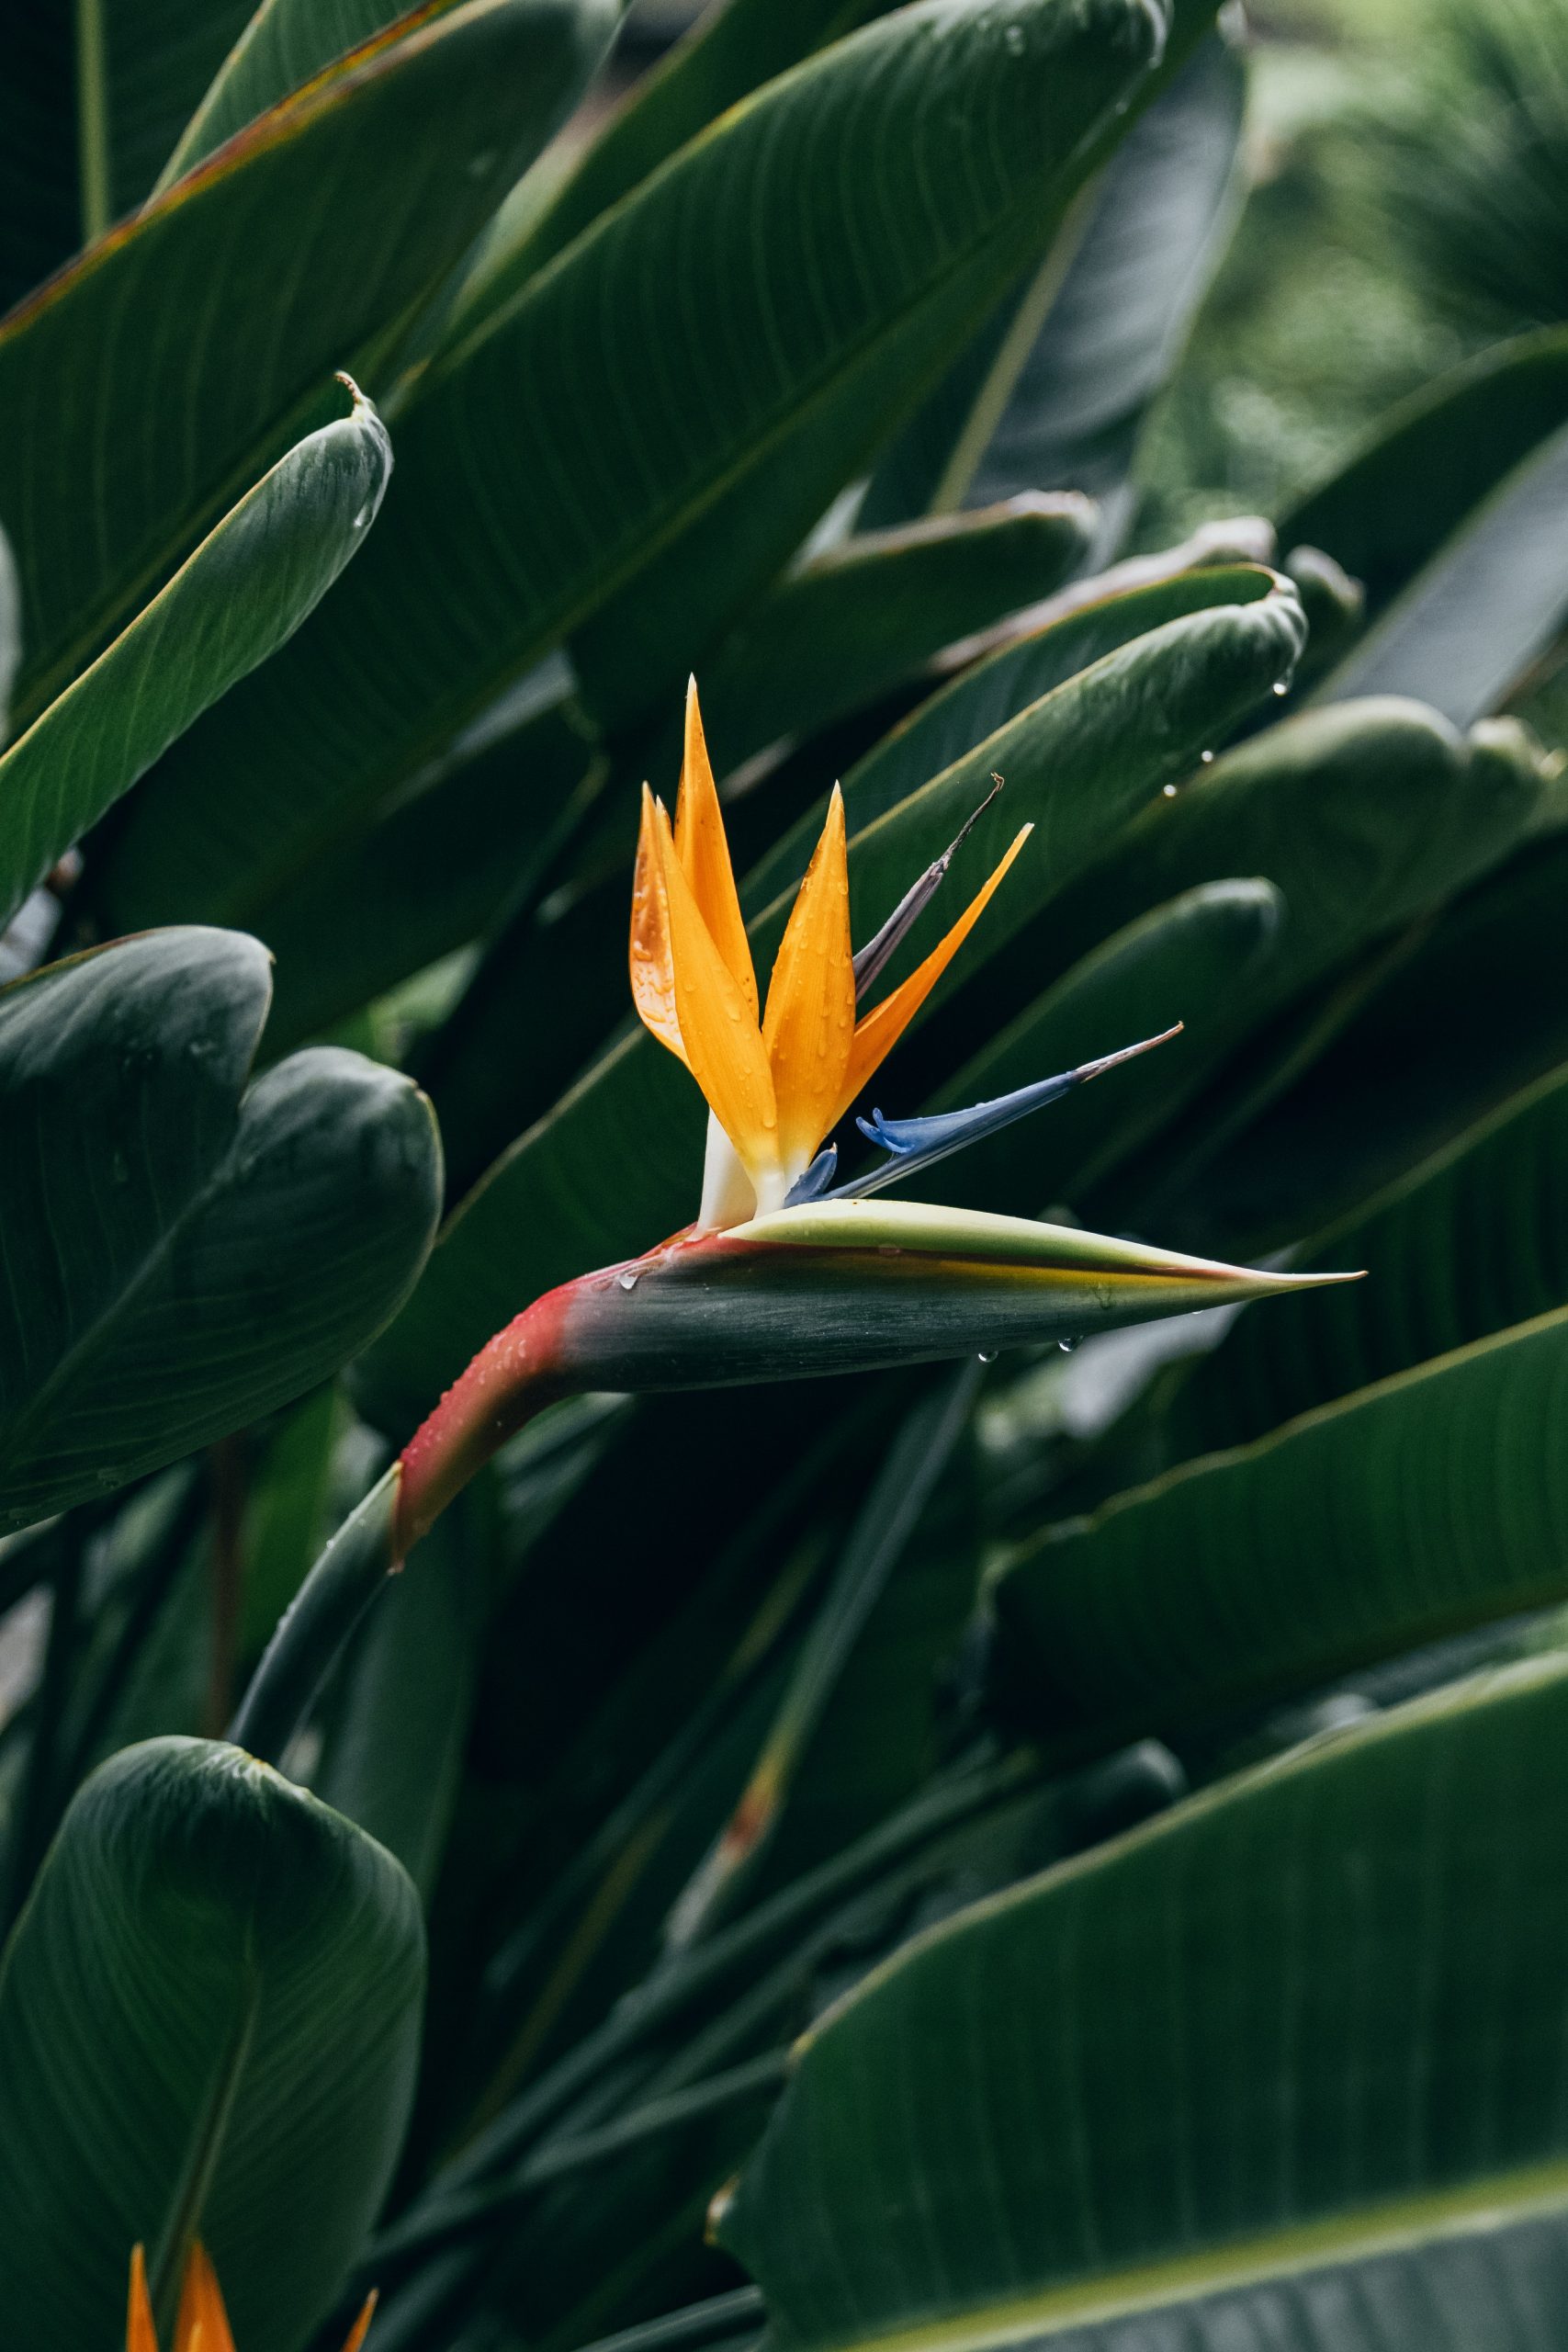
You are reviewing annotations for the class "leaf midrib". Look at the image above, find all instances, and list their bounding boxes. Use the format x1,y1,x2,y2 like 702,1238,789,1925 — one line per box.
0,1092,255,1495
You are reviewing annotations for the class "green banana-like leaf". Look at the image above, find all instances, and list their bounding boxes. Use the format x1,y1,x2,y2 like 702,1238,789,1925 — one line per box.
1169,819,1568,1256
1026,700,1546,1059
0,380,389,930
256,697,597,1056
1315,414,1568,723
158,0,481,192
444,0,905,335
987,1301,1568,1753
1280,325,1568,617
0,3,254,307
96,0,1197,929
678,496,1098,784
0,928,441,1535
0,0,615,728
565,0,1226,736
1166,1060,1568,1462
997,2208,1568,2350
912,877,1283,1217
863,29,1246,534
717,1651,1568,2349
0,1736,423,2352
745,563,1295,910
355,573,1303,1430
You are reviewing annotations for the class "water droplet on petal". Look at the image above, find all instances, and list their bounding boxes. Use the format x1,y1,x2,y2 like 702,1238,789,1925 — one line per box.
617,1271,639,1292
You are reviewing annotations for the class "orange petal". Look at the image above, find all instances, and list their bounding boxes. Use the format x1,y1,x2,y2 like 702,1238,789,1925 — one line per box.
340,2292,378,2352
761,786,856,1170
674,679,758,1016
655,807,779,1177
128,2247,159,2352
829,824,1032,1128
175,2244,235,2352
630,786,687,1066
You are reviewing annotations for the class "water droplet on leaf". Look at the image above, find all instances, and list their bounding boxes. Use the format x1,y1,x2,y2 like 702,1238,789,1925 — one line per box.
1199,750,1214,765
1058,1335,1081,1354
1161,783,1178,798
976,1348,998,1364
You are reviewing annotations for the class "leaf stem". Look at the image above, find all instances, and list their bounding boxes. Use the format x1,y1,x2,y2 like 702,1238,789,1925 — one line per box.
226,1464,402,1766
74,0,111,243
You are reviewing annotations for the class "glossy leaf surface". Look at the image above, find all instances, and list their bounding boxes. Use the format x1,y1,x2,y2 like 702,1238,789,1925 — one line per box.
0,1736,423,2352
721,1655,1568,2346
1168,1060,1568,1461
863,30,1245,534
99,0,1191,927
159,0,482,188
1316,415,1568,723
987,1303,1568,1752
0,929,440,1533
0,0,615,727
0,383,390,927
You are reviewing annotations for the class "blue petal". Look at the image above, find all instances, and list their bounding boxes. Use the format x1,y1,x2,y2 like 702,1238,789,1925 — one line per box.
784,1142,840,1205
833,1027,1182,1200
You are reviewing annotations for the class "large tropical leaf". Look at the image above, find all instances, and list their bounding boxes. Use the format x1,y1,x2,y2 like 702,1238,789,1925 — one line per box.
1314,414,1568,723
443,0,907,335
96,0,1218,932
744,564,1300,912
0,1736,423,2352
680,496,1098,785
913,876,1285,1217
0,0,615,727
256,697,598,1057
0,1,255,309
0,380,390,929
987,1302,1568,1754
1166,1058,1568,1460
1280,326,1568,618
863,29,1246,537
157,0,485,191
0,928,441,1534
958,705,1549,1238
355,571,1303,1430
718,1652,1568,2347
1170,818,1568,1255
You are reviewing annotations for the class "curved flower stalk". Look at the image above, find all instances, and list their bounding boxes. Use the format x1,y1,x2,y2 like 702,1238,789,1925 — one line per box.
127,2244,374,2352
231,683,1359,1764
